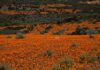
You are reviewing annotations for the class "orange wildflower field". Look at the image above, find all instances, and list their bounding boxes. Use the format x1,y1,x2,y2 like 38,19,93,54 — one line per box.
0,34,100,70
0,1,100,70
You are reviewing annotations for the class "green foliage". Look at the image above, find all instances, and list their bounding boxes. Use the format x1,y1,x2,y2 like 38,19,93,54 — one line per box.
59,56,73,67
76,65,97,70
52,56,73,70
0,29,18,34
40,26,52,34
52,64,61,70
0,64,11,70
71,43,78,48
79,51,99,63
79,55,86,63
87,56,98,63
44,49,53,58
16,32,25,39
53,29,65,35
71,26,100,35
91,47,97,52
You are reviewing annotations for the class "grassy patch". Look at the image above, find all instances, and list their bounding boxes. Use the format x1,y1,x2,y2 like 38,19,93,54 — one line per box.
16,33,25,39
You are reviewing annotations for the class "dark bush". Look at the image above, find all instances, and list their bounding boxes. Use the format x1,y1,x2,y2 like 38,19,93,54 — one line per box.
53,29,66,35
71,26,86,35
79,55,86,63
0,29,18,34
16,32,25,39
40,26,52,34
87,56,98,63
52,56,73,70
44,49,53,58
0,64,11,70
71,43,78,48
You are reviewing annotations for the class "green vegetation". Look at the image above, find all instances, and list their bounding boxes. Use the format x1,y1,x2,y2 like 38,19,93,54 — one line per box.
87,56,98,63
76,66,97,70
16,32,25,39
71,43,78,48
0,64,11,70
79,54,86,63
71,26,100,35
53,29,66,35
52,56,73,70
40,26,52,34
79,51,99,64
44,49,53,58
0,29,18,34
0,0,100,35
52,64,61,70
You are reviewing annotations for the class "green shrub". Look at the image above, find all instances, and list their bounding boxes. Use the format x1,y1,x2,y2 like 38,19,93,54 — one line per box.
53,29,66,35
0,29,18,34
91,47,97,52
76,66,97,70
71,26,86,35
0,64,11,70
79,55,86,63
40,26,52,34
52,56,73,70
59,56,73,67
71,43,78,48
16,33,25,39
52,64,61,70
0,65,6,70
44,49,53,58
87,56,98,63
